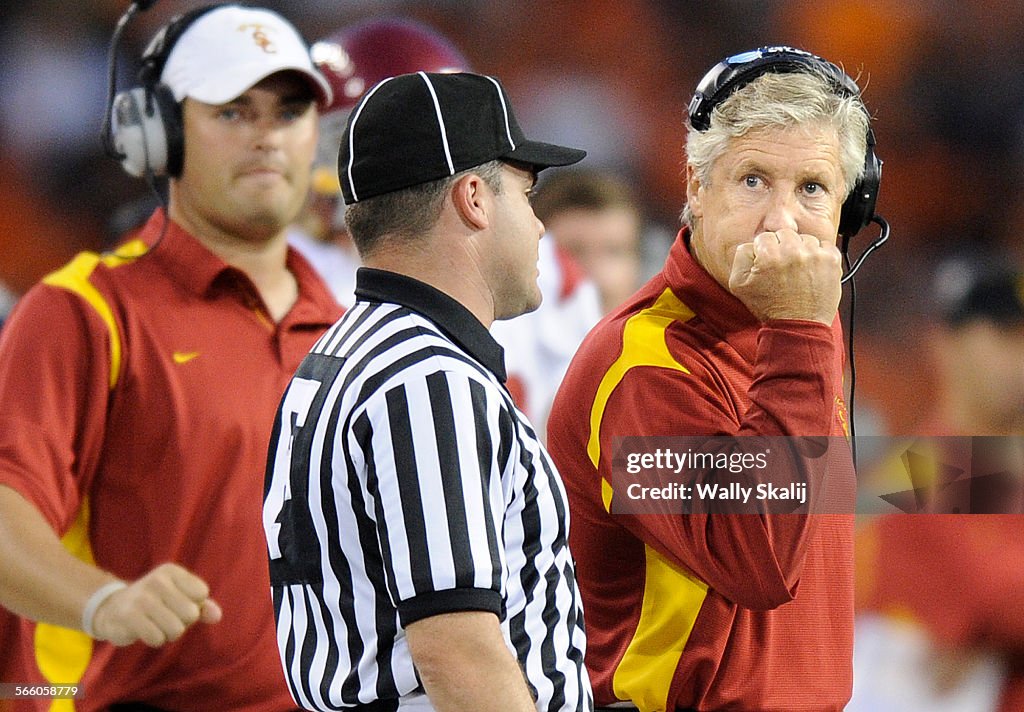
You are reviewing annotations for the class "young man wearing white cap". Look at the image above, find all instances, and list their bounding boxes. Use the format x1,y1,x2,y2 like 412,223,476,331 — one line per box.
264,71,592,711
0,5,342,710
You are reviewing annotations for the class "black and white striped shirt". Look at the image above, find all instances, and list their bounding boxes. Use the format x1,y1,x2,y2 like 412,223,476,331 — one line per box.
263,268,591,711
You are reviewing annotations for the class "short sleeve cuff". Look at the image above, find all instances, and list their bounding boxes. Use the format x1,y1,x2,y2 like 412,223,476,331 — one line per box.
397,588,503,627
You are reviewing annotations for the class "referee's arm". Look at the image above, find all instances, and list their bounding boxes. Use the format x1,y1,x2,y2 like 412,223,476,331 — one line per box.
406,610,535,712
363,369,535,710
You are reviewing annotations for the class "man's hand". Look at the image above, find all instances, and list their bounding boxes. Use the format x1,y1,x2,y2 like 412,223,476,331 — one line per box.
729,229,842,325
90,563,222,646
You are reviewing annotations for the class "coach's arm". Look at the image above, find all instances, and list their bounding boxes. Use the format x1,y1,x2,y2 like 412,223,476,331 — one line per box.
406,610,536,711
0,485,221,646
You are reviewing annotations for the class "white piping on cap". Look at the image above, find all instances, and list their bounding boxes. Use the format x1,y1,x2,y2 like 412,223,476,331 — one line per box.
346,75,395,202
419,71,455,175
484,75,515,151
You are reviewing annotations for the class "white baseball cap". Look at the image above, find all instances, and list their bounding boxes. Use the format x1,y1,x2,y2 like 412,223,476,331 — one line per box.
160,5,332,108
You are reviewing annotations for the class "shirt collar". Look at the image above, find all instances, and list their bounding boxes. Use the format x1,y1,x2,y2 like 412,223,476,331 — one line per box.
132,209,341,326
134,209,234,297
354,267,507,381
664,228,761,354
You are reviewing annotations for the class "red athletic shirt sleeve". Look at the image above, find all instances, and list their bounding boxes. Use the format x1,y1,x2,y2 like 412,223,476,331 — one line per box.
598,320,839,610
857,515,1024,712
0,283,112,531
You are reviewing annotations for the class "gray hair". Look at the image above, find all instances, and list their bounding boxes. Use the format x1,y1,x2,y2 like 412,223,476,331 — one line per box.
681,69,870,229
345,160,504,257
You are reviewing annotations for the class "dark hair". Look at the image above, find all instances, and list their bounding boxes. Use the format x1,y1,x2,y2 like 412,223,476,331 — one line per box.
933,260,1024,328
344,160,503,257
532,168,639,224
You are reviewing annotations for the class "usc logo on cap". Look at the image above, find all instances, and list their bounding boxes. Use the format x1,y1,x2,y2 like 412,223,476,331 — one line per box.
238,23,277,54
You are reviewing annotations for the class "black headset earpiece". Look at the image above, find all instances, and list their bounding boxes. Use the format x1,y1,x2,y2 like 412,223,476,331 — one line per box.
687,46,883,241
107,4,222,178
839,126,882,246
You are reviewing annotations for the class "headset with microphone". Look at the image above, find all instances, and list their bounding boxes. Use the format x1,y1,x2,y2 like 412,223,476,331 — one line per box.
687,46,889,284
687,46,891,460
102,1,222,178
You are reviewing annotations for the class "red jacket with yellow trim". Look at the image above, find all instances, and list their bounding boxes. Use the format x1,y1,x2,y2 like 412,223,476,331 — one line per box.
548,230,855,711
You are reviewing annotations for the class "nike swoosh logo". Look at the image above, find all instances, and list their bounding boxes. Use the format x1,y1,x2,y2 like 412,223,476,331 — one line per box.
172,351,201,364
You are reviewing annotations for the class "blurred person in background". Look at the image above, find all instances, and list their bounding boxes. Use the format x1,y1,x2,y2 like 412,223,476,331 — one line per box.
293,15,602,434
0,5,341,709
922,257,1024,437
0,1,127,244
851,255,1024,712
532,168,644,314
490,232,602,434
289,16,470,308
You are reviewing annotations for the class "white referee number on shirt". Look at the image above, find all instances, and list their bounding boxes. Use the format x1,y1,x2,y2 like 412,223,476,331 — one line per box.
263,376,321,560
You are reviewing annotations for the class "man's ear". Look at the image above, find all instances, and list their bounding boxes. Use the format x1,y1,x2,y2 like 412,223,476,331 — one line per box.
685,164,704,220
451,172,492,230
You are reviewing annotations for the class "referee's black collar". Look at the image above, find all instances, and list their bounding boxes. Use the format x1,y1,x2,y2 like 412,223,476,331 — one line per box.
355,268,507,382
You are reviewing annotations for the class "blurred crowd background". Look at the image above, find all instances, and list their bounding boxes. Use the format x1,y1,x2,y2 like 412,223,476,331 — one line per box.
3,0,1024,435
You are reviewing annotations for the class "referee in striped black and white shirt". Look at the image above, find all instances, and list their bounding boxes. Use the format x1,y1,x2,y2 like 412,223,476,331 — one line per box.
263,71,593,712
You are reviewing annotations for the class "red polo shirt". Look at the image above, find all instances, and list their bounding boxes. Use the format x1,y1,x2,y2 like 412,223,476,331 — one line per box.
0,210,342,711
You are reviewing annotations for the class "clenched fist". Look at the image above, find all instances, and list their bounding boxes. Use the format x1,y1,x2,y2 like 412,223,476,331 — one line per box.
729,229,842,325
90,562,223,647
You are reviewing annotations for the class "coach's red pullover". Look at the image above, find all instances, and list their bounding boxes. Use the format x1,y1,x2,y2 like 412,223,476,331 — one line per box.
548,230,855,711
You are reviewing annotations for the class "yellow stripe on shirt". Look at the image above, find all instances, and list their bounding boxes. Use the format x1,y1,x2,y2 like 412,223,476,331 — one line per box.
34,499,95,712
585,287,708,711
587,288,695,509
34,241,147,709
41,240,148,389
613,545,709,712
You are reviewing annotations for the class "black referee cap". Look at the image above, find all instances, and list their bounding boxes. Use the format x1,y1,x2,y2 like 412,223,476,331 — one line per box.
339,71,586,204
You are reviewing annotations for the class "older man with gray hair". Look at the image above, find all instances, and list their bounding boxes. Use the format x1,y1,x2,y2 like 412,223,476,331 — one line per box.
548,46,881,711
